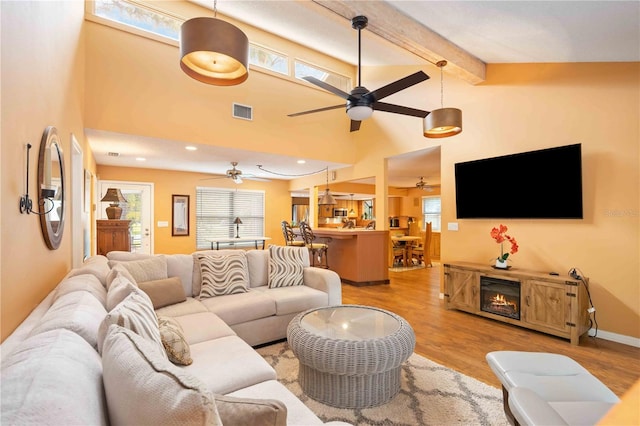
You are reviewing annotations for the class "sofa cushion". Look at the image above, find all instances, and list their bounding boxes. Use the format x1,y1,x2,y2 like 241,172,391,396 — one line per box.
106,272,139,311
158,316,192,366
268,245,306,288
1,329,108,426
155,297,209,317
184,335,276,394
172,312,237,345
102,325,221,426
53,274,107,308
196,252,249,298
191,250,239,296
256,285,329,316
139,276,187,309
63,255,110,287
229,379,323,426
166,253,194,296
246,249,269,288
106,262,137,290
214,394,287,426
199,290,276,326
28,290,107,350
109,255,168,283
97,287,165,357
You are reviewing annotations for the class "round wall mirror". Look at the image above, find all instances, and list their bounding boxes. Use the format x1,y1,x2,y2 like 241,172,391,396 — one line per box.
38,126,65,250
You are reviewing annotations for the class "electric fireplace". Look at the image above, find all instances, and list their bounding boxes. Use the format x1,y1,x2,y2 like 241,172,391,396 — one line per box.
480,276,521,320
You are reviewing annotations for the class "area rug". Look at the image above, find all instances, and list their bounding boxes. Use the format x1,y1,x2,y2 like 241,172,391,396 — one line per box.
388,264,426,272
257,342,509,426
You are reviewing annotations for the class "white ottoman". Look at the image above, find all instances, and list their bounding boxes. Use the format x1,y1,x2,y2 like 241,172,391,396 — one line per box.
486,351,619,425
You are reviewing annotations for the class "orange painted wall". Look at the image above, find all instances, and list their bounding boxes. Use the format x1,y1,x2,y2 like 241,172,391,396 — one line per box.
0,1,92,341
97,166,291,253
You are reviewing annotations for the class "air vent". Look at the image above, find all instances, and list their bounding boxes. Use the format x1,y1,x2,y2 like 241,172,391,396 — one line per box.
107,152,120,157
232,103,253,121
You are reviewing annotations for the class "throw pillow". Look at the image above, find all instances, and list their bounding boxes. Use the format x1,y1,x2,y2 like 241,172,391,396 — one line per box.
158,316,192,366
106,272,138,312
101,325,221,426
97,287,165,357
106,262,137,290
214,394,287,426
108,255,168,284
268,245,305,288
138,277,186,309
196,252,249,299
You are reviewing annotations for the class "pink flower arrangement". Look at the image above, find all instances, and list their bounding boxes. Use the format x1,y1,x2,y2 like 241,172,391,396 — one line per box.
490,224,519,262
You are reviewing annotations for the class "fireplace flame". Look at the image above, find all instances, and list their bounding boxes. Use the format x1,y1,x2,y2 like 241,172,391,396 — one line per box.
490,293,518,313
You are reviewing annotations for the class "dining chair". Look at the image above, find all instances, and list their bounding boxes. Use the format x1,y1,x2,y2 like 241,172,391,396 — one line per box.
281,220,305,247
299,221,330,268
391,239,407,267
411,222,433,267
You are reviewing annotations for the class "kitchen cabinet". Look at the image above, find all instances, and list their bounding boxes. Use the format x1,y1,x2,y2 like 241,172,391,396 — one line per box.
388,197,402,217
97,219,131,255
443,262,590,345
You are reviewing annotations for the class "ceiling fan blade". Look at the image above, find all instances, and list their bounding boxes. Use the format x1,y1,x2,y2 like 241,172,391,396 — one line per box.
350,120,362,132
367,71,429,101
373,101,429,118
288,104,345,117
302,76,352,100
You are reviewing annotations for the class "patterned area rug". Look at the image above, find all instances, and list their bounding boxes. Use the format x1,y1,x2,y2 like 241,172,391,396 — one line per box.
257,342,510,426
389,265,426,272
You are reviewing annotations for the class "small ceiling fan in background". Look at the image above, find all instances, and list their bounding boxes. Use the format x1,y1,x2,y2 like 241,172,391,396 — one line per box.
201,162,269,184
416,177,434,192
288,15,430,132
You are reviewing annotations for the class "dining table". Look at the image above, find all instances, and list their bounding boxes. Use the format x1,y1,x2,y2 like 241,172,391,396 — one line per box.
390,235,422,266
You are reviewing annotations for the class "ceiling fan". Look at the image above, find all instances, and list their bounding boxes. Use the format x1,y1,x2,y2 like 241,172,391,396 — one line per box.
202,162,269,184
288,15,430,132
416,177,434,192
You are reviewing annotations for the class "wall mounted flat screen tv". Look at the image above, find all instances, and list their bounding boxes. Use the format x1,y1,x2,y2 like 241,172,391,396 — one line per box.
455,144,583,219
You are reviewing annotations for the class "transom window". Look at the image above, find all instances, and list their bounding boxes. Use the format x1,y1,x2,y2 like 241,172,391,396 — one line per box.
195,187,265,250
422,196,441,232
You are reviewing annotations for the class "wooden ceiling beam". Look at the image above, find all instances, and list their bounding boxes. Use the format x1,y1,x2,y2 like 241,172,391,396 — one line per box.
311,0,486,85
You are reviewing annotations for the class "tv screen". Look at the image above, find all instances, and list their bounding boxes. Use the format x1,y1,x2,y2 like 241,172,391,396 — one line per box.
455,144,583,219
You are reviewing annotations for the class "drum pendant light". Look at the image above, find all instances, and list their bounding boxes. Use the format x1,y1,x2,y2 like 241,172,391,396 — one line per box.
180,0,249,86
424,60,462,138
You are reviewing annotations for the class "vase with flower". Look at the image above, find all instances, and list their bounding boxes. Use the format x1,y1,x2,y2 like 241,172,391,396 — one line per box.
490,224,519,269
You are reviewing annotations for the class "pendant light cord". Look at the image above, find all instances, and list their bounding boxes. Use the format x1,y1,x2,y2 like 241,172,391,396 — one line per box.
213,0,217,18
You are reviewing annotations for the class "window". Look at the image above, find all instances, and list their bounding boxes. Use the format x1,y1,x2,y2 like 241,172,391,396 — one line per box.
196,187,265,249
93,0,182,40
250,44,288,75
294,60,351,93
422,196,441,232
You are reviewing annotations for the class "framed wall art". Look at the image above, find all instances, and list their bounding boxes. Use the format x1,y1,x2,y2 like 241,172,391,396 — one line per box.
172,194,189,236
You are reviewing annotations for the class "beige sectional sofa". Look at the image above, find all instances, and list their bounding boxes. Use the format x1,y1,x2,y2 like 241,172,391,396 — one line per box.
1,246,349,426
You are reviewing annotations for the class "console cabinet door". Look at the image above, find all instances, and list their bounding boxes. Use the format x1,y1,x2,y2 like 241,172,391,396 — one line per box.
522,279,572,334
445,267,478,312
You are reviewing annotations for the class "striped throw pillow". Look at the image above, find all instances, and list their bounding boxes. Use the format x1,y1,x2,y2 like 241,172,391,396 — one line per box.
268,245,305,288
196,252,249,298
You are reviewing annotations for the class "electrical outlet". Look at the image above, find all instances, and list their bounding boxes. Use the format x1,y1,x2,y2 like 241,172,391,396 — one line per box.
587,307,596,313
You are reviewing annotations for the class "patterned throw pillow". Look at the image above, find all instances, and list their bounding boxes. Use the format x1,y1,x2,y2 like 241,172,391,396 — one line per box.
158,316,192,366
268,245,305,288
196,252,249,299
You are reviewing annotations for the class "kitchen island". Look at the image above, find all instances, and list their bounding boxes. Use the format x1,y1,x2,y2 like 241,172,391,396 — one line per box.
311,228,389,286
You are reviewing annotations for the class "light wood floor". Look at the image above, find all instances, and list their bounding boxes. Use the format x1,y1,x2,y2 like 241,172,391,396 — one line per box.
341,263,640,397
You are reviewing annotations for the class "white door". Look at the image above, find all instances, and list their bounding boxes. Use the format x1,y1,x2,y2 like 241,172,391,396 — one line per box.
97,181,154,255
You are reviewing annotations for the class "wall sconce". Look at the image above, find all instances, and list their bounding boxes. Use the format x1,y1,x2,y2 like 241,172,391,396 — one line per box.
233,217,243,238
100,188,128,220
19,143,55,215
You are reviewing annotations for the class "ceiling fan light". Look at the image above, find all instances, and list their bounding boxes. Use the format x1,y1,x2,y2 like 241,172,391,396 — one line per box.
347,105,373,121
424,108,462,138
180,17,249,86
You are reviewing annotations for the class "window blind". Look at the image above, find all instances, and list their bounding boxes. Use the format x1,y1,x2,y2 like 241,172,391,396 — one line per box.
422,196,442,232
196,187,265,249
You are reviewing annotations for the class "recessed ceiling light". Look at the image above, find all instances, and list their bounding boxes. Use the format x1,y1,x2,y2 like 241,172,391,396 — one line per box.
185,146,197,151
136,157,146,162
297,160,306,164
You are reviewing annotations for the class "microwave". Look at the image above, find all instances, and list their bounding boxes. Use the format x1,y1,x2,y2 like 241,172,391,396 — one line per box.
333,208,348,217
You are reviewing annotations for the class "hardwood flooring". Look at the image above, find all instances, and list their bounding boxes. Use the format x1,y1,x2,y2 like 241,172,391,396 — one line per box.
340,263,640,397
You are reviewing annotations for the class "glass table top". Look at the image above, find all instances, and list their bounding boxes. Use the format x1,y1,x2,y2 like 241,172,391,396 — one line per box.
300,306,400,340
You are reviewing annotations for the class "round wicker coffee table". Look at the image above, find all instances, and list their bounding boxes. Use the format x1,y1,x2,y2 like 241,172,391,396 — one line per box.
286,305,415,409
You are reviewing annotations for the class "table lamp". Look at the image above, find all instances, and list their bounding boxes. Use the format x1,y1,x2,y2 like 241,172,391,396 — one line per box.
234,217,243,238
100,188,127,220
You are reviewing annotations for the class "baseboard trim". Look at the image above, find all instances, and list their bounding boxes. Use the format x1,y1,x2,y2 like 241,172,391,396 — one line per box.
589,329,640,348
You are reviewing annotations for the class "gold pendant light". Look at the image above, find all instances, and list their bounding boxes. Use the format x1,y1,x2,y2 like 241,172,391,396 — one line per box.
180,0,249,86
424,60,462,138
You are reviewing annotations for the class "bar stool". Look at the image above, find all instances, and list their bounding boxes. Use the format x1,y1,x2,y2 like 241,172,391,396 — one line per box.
281,221,305,247
299,221,330,268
